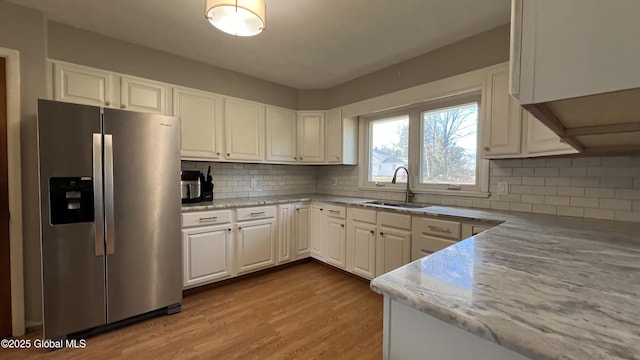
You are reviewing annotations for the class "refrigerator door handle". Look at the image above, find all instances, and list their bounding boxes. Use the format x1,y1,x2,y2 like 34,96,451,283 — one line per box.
93,134,105,256
105,134,116,255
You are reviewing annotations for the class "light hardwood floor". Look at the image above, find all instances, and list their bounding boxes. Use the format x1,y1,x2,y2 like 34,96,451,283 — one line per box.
1,262,383,360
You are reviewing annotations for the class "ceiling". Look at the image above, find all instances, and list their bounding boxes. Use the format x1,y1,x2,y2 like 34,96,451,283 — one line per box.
9,0,511,89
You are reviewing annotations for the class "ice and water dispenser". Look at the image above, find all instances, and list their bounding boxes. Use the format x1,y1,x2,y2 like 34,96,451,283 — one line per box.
49,177,95,225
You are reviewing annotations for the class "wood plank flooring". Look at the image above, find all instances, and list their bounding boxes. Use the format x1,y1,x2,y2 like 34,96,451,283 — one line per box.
0,262,383,360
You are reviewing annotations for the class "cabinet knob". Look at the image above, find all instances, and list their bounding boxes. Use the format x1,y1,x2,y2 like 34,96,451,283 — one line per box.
559,139,566,143
300,157,303,160
370,230,374,234
228,228,231,232
294,157,297,160
337,156,341,160
105,101,111,106
483,146,490,151
227,153,230,157
379,232,384,236
121,104,127,109
341,224,345,228
320,208,323,211
238,227,242,231
217,152,221,156
296,208,299,212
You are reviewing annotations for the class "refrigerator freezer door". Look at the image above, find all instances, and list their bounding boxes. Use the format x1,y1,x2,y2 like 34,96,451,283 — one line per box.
37,100,106,339
103,109,182,323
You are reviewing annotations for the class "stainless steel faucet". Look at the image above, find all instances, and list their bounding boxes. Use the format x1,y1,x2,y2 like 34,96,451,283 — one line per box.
391,166,415,203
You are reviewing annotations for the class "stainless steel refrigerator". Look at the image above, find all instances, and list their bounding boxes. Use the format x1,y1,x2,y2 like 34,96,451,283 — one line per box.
37,99,182,340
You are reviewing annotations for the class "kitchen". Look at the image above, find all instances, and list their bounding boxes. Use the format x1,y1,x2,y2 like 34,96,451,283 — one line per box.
1,0,640,359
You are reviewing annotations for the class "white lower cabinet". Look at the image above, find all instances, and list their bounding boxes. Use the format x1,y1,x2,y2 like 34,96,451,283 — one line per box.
294,204,311,259
325,205,347,269
376,212,411,277
310,204,327,260
182,210,234,289
236,207,277,275
277,204,294,264
411,217,461,261
347,208,377,279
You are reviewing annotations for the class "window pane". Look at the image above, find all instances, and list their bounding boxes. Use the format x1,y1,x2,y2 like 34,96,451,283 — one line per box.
420,103,478,185
369,115,409,183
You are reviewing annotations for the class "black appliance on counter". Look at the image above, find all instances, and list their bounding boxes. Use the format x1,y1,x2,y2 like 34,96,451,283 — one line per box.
181,167,214,203
201,166,214,201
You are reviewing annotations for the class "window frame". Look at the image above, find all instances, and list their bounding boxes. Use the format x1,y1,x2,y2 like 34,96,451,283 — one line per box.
359,91,489,198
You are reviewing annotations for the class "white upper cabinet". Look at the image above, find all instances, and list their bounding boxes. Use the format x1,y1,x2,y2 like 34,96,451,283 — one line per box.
511,0,640,104
173,86,224,160
224,97,265,161
120,76,170,114
297,111,325,163
482,67,522,157
53,61,115,108
524,112,577,156
325,107,358,165
265,106,297,163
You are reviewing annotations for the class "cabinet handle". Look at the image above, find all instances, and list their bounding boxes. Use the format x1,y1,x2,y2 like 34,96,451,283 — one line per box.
121,104,127,109
105,101,111,106
198,216,218,222
559,139,566,143
379,232,384,236
328,210,340,214
427,225,450,233
483,146,490,151
250,212,266,216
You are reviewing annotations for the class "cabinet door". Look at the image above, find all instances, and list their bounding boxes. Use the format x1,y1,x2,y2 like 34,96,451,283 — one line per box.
120,76,169,114
482,67,522,157
294,204,311,258
266,106,297,163
174,87,224,160
376,228,411,277
182,225,233,288
310,204,326,260
525,112,577,156
325,108,343,163
225,98,265,161
236,219,276,275
277,205,294,264
298,111,325,163
53,62,115,107
349,222,376,279
326,218,346,269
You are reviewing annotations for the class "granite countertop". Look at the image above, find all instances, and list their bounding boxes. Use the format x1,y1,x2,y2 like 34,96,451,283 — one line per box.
182,194,640,360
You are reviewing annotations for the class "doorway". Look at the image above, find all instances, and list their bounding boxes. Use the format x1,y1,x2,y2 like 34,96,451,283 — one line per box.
0,56,11,338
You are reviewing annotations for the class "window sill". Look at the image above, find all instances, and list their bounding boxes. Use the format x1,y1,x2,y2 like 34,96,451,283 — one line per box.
359,185,490,198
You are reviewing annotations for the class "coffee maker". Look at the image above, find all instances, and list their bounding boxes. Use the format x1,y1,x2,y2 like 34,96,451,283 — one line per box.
180,170,201,203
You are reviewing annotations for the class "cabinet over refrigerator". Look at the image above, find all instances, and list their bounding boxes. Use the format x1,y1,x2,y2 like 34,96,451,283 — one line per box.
37,99,182,340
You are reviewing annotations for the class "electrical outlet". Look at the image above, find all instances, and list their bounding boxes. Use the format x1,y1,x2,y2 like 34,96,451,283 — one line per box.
497,181,509,196
250,177,257,188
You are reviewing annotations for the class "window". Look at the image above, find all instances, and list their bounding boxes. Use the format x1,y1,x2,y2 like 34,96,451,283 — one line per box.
368,115,409,183
361,93,489,197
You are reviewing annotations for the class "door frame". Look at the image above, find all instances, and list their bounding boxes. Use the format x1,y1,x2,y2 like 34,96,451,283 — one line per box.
0,47,24,337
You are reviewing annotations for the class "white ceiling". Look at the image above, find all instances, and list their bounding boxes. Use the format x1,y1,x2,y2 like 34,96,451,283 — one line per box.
9,0,511,89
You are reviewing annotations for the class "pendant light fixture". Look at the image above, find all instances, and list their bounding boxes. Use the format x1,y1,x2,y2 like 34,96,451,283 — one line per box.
205,0,266,37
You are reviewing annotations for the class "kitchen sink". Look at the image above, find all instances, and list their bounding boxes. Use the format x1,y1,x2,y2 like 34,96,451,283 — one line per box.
364,200,430,209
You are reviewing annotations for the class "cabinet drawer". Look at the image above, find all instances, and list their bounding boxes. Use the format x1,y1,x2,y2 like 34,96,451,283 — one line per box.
378,211,411,230
347,207,376,224
413,217,460,240
411,235,457,261
324,204,346,219
182,210,232,228
236,206,276,221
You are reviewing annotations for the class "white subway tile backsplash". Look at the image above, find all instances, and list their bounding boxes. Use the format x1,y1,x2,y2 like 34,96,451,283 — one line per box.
313,156,640,224
599,198,632,211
